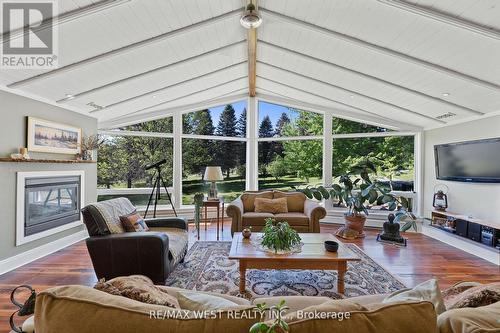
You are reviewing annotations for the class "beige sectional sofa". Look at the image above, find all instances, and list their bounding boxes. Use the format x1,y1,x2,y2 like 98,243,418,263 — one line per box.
33,285,435,332
31,283,500,333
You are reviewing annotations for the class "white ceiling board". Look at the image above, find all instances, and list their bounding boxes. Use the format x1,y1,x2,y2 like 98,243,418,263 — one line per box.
99,77,248,122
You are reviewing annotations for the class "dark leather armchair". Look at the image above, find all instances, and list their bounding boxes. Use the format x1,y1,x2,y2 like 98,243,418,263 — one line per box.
81,198,188,284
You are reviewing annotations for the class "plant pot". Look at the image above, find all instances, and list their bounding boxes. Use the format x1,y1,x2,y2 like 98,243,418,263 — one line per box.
344,214,366,238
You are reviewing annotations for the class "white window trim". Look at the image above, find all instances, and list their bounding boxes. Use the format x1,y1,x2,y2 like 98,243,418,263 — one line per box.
99,97,420,211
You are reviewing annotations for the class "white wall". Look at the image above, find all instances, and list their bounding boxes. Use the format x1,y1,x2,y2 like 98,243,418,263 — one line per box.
423,116,500,222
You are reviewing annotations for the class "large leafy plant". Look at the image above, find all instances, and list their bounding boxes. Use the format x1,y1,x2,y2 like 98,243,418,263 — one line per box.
295,160,412,218
261,219,301,253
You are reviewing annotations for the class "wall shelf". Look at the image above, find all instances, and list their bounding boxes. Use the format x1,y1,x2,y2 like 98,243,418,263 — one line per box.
0,158,96,164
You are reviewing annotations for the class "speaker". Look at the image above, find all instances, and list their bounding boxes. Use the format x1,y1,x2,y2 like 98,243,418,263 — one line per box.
467,222,481,242
455,219,468,237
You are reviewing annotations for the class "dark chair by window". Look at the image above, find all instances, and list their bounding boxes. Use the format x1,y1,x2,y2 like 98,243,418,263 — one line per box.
81,198,188,284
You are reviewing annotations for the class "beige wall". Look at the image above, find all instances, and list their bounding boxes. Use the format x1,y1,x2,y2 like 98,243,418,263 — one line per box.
0,90,97,261
423,115,500,221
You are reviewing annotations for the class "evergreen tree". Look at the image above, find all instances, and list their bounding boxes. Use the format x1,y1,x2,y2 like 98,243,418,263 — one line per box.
182,110,215,176
274,112,291,156
258,115,275,176
275,112,291,136
215,104,239,178
235,108,247,172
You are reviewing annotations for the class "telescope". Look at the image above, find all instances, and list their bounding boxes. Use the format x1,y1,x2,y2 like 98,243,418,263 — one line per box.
143,158,177,218
145,159,167,170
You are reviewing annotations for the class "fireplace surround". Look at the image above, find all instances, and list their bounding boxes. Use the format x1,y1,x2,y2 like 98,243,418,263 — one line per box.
16,171,85,246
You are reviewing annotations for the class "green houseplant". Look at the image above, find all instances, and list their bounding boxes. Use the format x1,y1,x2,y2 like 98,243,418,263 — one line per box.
295,160,413,238
250,300,290,333
260,218,302,254
193,193,204,239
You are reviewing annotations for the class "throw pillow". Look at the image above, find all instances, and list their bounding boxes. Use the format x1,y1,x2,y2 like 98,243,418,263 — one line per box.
254,197,288,214
383,278,446,315
442,281,481,309
177,291,238,311
444,282,500,309
120,211,149,232
94,275,179,308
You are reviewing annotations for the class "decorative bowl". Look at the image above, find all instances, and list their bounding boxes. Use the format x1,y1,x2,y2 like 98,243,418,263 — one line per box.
324,240,339,252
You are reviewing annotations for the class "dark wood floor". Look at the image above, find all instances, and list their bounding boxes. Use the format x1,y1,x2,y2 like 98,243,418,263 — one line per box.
2,220,499,331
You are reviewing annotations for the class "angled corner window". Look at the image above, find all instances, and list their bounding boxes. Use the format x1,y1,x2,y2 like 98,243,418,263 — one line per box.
182,101,247,138
120,116,173,133
332,117,392,134
258,101,323,137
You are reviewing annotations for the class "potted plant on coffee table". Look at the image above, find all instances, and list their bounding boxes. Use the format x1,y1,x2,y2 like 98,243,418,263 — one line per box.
296,160,412,239
260,218,302,254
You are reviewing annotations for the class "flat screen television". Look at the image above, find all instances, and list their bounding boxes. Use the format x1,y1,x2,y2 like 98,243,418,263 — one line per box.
434,137,500,183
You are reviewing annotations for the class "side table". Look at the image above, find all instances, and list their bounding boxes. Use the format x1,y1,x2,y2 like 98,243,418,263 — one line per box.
201,197,224,240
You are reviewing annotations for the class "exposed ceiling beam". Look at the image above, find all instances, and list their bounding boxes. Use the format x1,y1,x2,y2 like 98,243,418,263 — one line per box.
258,61,453,123
246,0,258,97
90,62,247,112
257,75,444,125
376,0,500,41
7,8,242,89
260,41,484,115
57,41,245,103
248,28,257,97
99,92,249,129
1,0,132,45
99,76,247,118
256,91,421,131
260,8,500,93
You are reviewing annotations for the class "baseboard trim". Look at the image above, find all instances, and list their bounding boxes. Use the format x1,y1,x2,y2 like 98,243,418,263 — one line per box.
422,224,500,265
0,229,89,275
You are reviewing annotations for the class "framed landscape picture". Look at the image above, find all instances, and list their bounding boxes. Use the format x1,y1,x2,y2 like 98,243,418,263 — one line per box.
27,117,82,154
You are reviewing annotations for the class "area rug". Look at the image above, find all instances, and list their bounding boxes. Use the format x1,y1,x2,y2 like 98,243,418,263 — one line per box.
166,241,406,299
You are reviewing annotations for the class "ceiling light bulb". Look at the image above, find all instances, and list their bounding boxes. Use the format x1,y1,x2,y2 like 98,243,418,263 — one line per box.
442,92,450,97
350,95,355,98
65,94,75,100
240,3,262,29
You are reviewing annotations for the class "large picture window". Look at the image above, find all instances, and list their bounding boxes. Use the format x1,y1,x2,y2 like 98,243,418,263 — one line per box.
97,135,173,206
182,139,245,204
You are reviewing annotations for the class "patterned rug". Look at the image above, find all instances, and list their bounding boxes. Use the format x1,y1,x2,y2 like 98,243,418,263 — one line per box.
166,241,406,300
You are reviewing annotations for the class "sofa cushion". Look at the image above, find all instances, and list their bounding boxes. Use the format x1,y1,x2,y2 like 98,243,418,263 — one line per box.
241,191,274,212
383,278,446,315
149,227,188,267
94,275,179,308
242,212,275,226
274,212,310,225
444,282,500,310
35,285,258,333
120,211,150,232
280,300,437,332
437,301,500,333
177,291,239,311
252,296,333,317
273,191,306,212
254,197,288,214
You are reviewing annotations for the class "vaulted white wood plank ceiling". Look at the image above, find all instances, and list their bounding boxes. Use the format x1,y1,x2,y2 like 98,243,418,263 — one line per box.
1,0,499,131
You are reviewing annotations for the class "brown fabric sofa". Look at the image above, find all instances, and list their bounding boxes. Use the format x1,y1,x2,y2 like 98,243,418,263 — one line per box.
226,190,327,235
34,285,440,333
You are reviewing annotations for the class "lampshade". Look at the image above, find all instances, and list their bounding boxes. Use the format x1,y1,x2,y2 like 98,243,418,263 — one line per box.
204,166,223,181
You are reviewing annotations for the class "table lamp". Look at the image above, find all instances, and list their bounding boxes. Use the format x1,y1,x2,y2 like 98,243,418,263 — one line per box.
204,166,223,200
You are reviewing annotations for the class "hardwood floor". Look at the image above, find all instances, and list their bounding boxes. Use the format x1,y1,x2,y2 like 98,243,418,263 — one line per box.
1,220,499,331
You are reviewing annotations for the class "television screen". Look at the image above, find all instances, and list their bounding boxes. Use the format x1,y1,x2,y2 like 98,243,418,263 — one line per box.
434,138,500,183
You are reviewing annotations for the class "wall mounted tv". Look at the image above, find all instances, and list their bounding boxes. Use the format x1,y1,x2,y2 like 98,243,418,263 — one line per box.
434,137,500,183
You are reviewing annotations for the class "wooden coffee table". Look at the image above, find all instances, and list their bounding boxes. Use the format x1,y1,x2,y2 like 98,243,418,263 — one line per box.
229,233,361,295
